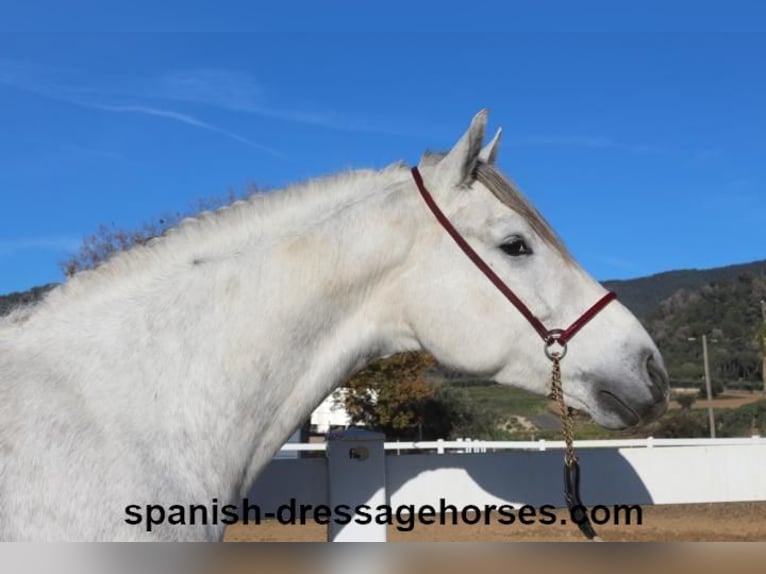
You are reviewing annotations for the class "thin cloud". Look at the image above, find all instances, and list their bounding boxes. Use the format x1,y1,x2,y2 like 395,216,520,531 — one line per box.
150,68,405,134
84,103,284,157
0,58,105,104
0,59,408,136
0,236,81,256
0,59,284,156
152,69,265,111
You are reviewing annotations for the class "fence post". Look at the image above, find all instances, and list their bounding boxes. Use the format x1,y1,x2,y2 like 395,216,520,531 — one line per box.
326,428,387,542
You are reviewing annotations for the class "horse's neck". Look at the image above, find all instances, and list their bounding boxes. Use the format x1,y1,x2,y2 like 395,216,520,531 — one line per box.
17,166,420,502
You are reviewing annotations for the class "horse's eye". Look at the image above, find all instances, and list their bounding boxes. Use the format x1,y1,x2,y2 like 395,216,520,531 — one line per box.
500,238,532,257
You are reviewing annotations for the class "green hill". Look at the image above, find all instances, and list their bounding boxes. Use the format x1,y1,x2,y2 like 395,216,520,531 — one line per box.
0,284,55,317
604,259,766,320
645,272,765,387
600,259,766,388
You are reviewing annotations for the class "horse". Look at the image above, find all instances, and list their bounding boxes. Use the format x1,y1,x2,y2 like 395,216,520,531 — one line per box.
0,110,668,540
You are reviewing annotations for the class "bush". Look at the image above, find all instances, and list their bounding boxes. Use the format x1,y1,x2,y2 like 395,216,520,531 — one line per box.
675,393,696,410
717,400,766,437
698,379,724,399
651,410,708,438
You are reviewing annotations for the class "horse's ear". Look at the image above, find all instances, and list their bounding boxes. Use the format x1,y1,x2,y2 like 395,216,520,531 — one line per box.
478,127,502,165
428,109,488,187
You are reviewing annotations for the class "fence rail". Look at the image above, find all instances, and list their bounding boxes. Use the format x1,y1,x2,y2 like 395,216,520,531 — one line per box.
278,435,765,453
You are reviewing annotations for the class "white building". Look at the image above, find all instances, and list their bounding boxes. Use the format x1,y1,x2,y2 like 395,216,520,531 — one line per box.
310,389,353,433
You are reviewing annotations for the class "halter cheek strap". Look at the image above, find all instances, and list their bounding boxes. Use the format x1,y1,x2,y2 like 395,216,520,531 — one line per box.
411,166,616,349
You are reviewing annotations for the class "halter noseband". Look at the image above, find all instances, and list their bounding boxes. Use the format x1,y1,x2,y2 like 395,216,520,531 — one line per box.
411,166,616,354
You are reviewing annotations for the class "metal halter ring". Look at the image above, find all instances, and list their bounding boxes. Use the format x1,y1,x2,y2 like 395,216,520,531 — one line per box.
544,329,568,361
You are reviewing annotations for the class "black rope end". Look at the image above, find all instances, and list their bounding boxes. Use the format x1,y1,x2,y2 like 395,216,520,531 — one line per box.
563,461,601,541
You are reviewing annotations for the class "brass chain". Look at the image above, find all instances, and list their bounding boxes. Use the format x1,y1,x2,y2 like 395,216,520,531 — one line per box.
548,351,604,542
548,353,577,468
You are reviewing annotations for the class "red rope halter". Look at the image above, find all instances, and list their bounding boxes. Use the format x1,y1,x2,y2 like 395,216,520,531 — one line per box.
411,166,616,350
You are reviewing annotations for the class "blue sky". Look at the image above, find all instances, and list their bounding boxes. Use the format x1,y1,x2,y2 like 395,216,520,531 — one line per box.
1,2,765,294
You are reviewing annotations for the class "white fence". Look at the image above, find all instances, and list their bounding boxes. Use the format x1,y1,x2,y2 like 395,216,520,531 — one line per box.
246,432,766,541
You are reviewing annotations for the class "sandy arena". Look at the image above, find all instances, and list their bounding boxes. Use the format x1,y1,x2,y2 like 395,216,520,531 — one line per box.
224,501,766,542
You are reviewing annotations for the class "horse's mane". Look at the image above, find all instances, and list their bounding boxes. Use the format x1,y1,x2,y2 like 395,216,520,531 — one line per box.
2,156,570,325
2,161,411,321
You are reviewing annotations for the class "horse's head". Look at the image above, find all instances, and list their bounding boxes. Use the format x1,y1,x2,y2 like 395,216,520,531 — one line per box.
399,110,668,429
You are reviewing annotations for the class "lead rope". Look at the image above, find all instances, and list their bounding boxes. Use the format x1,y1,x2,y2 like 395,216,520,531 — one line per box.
548,352,604,542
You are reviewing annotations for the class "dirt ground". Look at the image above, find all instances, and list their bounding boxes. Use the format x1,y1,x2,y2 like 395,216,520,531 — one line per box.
224,501,766,542
668,390,765,410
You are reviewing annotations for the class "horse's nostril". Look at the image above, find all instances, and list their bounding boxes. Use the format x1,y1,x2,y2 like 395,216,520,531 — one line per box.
646,354,669,402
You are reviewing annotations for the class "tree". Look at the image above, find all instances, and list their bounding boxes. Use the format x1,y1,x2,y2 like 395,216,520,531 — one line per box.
340,352,436,440
60,220,171,277
340,352,505,440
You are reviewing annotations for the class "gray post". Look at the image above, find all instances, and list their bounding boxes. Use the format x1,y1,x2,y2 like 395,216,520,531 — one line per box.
326,428,387,542
702,334,716,438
